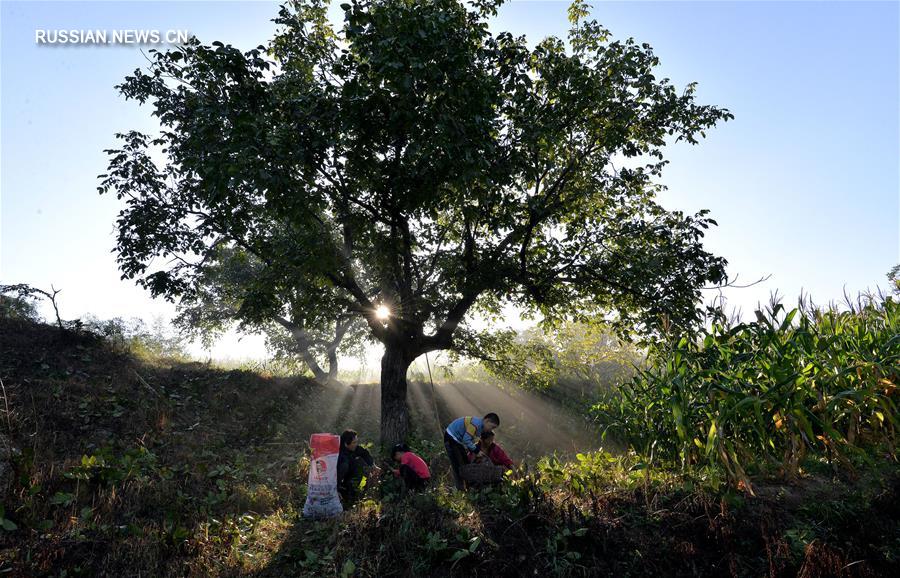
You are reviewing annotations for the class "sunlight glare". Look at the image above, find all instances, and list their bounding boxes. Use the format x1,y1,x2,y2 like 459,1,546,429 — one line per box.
375,305,391,320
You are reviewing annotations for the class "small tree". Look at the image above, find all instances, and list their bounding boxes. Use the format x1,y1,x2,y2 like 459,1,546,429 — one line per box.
100,0,731,445
79,314,188,358
0,284,64,329
0,291,40,322
173,244,369,382
459,320,641,398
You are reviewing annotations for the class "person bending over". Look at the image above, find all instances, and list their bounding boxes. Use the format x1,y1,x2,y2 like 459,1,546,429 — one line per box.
443,413,499,490
391,444,431,492
468,431,513,469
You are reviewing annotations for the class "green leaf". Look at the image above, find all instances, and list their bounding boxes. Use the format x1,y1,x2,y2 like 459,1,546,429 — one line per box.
780,309,798,331
449,550,470,563
704,420,718,457
468,536,481,552
50,492,75,506
670,402,687,441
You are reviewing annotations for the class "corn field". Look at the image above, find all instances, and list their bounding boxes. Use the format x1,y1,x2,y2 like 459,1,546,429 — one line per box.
592,295,899,491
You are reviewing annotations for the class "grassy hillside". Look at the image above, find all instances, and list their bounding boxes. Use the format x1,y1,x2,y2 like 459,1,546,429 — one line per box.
0,318,897,576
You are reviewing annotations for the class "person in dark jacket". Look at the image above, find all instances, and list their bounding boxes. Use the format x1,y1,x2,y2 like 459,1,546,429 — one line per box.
336,429,379,504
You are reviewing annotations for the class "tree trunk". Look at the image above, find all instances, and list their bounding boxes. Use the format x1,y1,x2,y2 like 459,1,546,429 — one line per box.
276,316,336,384
298,347,330,383
380,344,413,448
325,319,349,384
326,352,339,383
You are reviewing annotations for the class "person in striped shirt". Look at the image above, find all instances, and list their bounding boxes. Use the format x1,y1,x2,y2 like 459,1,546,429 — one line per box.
443,413,500,490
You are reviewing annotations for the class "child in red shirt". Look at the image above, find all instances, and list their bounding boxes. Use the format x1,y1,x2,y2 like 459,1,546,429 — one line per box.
468,431,514,469
391,444,431,491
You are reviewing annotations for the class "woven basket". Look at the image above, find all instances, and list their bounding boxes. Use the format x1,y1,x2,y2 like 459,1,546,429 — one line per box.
460,462,504,484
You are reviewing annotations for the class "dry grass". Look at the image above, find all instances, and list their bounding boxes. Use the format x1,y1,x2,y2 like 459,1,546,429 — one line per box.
0,318,319,576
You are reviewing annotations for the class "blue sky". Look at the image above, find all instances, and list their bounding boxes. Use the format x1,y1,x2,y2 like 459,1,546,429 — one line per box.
1,1,898,360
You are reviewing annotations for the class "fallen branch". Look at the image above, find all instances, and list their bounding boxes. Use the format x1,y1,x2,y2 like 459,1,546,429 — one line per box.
0,377,11,437
133,371,162,398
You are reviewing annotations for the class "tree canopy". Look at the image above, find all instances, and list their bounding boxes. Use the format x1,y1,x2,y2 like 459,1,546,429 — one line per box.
99,0,732,445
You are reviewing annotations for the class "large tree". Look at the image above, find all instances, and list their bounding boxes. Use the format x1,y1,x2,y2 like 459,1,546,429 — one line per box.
99,0,731,445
